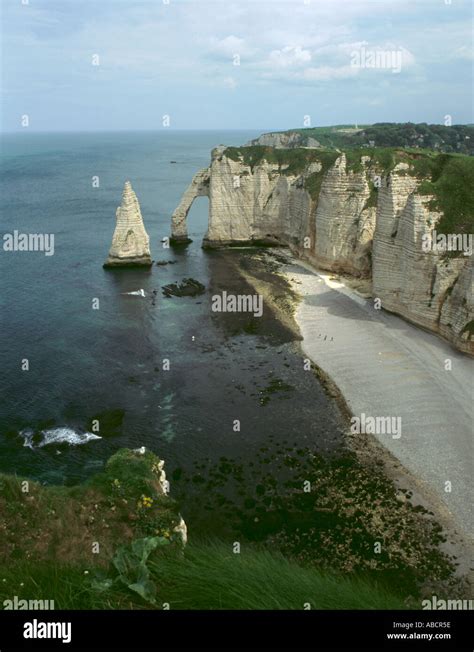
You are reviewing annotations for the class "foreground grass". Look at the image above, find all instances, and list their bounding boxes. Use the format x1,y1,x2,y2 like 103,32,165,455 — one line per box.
0,541,407,610
0,448,461,610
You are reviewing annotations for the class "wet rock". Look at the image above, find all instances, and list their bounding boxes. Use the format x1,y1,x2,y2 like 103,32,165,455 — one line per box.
162,278,205,298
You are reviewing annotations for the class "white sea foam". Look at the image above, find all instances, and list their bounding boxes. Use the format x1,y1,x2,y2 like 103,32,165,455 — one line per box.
20,427,101,449
21,428,35,450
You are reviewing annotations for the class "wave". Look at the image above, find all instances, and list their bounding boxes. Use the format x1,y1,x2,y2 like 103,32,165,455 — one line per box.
20,426,102,450
122,289,146,297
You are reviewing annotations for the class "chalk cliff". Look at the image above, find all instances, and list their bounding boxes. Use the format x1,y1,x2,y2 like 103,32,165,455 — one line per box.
246,131,321,149
104,181,152,267
171,147,473,354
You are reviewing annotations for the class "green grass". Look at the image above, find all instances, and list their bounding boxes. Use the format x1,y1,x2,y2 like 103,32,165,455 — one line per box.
0,541,408,610
224,145,328,174
417,155,474,235
277,123,474,154
0,448,182,566
304,151,340,199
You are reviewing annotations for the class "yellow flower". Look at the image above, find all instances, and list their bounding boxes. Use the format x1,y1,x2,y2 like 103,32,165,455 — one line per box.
138,494,154,509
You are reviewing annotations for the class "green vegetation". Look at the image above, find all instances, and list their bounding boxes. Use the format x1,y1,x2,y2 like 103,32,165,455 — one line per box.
364,181,379,209
223,143,400,181
0,448,183,566
280,122,474,155
174,444,457,599
224,145,327,174
0,446,465,610
417,155,474,234
461,320,474,337
0,541,407,610
304,152,340,200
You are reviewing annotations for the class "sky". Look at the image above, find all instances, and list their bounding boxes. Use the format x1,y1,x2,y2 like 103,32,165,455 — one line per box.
1,0,473,132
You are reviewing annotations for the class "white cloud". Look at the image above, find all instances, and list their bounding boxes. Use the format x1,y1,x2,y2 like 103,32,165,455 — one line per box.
1,0,471,130
222,76,238,89
268,46,312,68
452,45,473,61
209,35,247,57
301,65,359,82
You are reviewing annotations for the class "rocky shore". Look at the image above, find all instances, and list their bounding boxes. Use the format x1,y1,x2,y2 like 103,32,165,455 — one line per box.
215,248,473,585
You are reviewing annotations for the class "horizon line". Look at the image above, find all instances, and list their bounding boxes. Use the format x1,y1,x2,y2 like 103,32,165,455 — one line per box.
2,121,473,136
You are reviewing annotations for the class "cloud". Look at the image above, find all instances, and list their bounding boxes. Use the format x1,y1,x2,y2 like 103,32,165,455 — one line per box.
452,45,473,61
301,65,359,82
222,76,238,89
259,39,416,84
1,0,472,130
209,35,247,57
268,46,312,68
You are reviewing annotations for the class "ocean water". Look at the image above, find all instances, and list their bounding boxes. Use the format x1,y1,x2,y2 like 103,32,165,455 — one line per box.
0,130,345,498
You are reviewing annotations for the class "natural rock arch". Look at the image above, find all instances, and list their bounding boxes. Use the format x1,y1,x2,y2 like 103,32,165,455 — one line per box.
170,168,210,244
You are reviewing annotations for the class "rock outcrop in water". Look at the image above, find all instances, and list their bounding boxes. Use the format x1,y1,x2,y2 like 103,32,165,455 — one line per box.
104,181,152,267
171,146,473,354
162,278,205,298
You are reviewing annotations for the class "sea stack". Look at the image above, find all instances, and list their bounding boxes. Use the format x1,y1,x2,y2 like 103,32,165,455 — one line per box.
103,181,152,267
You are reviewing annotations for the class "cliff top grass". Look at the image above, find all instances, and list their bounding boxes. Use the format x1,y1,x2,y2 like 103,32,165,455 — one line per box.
0,540,408,610
0,448,182,566
415,154,474,234
224,144,338,174
280,122,474,155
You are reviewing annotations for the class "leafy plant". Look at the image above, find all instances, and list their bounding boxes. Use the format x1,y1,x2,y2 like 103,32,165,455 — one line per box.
91,536,170,605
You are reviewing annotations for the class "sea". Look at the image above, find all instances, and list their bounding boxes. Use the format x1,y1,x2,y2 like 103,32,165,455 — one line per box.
0,130,345,530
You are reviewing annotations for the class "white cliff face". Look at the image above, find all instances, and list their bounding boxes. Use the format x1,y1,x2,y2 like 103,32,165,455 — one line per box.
206,151,289,246
104,181,152,267
246,131,321,148
311,154,376,276
372,170,473,353
171,149,473,353
439,260,473,352
204,151,377,280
